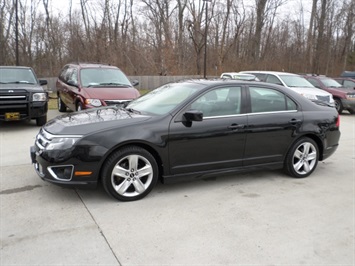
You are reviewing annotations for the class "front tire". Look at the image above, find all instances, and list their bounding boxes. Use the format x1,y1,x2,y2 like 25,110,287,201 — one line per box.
101,146,159,201
284,137,319,178
334,98,343,114
58,96,67,112
76,102,83,112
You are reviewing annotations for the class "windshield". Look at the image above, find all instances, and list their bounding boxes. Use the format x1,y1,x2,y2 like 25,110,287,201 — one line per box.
280,75,315,88
320,77,343,88
126,82,204,115
0,68,37,84
80,68,131,87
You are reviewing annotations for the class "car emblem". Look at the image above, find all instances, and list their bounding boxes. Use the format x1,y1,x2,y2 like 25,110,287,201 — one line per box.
8,90,14,93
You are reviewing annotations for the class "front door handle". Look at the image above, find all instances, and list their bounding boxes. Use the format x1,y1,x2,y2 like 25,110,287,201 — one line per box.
289,119,302,125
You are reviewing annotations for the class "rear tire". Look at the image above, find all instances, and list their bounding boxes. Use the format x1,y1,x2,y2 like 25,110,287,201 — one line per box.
284,137,319,178
101,146,159,201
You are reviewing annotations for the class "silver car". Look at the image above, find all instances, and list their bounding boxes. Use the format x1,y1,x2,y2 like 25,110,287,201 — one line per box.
240,71,335,106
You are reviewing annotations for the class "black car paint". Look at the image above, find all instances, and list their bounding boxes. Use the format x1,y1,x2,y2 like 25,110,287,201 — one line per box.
31,80,340,189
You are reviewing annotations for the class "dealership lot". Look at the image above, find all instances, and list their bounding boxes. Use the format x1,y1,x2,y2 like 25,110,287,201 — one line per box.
0,110,354,265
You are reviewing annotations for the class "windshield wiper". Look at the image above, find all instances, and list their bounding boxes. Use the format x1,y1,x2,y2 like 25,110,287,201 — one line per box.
98,82,128,86
125,107,141,114
5,81,35,84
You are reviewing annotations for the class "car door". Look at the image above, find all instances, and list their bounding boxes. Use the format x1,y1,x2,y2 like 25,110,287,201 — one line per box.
243,85,302,166
168,86,248,175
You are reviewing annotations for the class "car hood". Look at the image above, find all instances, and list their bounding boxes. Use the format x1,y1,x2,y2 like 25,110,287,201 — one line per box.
288,86,331,96
0,83,44,92
44,107,151,135
84,86,138,100
326,87,355,93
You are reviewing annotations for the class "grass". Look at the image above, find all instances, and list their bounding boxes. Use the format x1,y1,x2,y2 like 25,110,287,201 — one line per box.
48,90,150,110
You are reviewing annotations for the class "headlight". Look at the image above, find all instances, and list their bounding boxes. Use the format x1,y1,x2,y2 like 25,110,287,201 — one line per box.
46,137,81,150
300,93,317,100
346,94,355,99
32,92,47,102
85,99,102,107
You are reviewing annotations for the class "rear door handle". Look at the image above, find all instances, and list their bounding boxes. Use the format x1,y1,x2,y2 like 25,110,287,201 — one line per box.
228,124,245,130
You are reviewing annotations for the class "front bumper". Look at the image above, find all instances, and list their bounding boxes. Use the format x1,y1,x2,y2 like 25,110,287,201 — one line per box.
30,145,98,188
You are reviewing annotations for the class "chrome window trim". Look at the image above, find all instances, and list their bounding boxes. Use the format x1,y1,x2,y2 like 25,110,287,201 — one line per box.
247,110,298,116
203,110,298,119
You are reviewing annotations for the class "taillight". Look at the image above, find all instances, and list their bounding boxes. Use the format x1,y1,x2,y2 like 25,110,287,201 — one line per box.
336,114,340,127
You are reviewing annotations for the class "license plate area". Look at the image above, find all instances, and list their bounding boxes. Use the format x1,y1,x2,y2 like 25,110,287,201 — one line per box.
5,112,20,120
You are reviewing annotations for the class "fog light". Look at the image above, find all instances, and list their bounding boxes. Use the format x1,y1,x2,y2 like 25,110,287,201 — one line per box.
48,165,74,181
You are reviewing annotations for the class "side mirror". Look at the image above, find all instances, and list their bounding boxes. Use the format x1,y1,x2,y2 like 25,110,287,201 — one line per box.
39,79,47,86
67,80,78,87
131,80,139,87
184,110,203,122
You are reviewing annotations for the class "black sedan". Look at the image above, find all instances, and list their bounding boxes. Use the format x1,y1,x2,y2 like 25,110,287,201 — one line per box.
30,79,340,201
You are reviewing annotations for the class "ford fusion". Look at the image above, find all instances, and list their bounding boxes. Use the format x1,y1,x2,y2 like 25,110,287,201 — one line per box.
30,79,340,201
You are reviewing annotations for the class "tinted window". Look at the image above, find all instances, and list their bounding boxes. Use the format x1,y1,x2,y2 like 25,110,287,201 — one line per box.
127,82,204,115
191,87,241,117
344,80,355,87
59,66,70,81
249,87,296,113
0,68,37,84
320,77,342,88
65,68,77,84
266,75,283,85
279,75,314,88
80,68,131,87
307,78,320,88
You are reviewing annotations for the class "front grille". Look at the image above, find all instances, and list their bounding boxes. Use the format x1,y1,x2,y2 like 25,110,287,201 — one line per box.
0,89,29,117
316,95,330,103
104,100,131,106
36,128,53,149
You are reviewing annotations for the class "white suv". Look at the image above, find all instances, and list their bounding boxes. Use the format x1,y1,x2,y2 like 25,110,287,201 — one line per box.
240,71,335,106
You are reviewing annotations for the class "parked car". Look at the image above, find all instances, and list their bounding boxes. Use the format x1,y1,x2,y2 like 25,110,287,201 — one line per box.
334,77,355,89
303,75,355,114
31,79,340,201
220,72,259,81
340,71,355,78
0,66,48,126
240,71,335,107
56,63,140,112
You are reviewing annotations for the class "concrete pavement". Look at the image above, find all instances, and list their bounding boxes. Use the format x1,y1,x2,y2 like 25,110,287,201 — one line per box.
1,110,354,265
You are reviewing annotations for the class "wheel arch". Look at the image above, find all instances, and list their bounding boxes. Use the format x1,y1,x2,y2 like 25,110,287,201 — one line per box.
287,133,324,161
98,142,164,182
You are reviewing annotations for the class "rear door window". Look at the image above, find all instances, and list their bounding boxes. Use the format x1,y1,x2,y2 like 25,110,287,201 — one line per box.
249,86,297,113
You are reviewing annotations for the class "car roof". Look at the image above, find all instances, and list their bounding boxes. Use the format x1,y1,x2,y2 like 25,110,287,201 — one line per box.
66,62,119,69
0,66,32,69
221,72,254,76
171,78,290,91
240,70,299,76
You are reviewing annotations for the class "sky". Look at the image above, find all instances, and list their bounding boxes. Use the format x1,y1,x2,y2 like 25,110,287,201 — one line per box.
46,0,313,19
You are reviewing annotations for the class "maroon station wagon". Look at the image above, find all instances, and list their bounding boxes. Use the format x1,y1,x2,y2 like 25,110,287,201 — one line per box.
56,63,140,112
